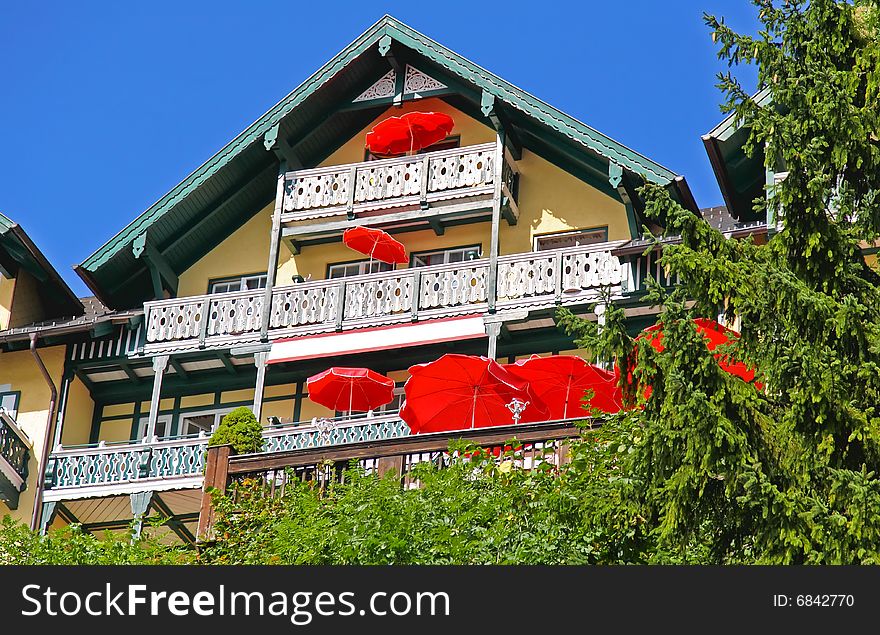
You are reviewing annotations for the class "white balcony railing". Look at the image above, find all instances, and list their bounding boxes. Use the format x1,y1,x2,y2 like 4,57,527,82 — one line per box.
281,142,502,222
142,242,630,353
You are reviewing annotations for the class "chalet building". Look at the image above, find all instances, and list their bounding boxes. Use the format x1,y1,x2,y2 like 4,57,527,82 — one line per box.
1,16,773,543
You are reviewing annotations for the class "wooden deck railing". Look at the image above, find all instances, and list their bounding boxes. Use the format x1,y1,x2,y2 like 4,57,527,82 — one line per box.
0,409,30,509
197,419,589,540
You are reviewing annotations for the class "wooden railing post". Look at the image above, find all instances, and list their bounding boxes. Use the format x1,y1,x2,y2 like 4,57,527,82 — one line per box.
377,455,405,478
335,280,347,331
197,444,231,542
410,269,422,322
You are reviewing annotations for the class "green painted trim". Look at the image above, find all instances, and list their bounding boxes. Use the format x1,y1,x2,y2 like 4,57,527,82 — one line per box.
129,401,141,440
624,202,639,239
88,403,104,445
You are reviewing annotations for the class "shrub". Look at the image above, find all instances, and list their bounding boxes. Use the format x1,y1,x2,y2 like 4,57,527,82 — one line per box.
208,406,263,455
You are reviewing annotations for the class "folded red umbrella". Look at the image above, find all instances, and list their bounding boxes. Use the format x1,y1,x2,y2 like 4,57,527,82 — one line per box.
402,354,548,434
342,226,407,265
505,355,622,418
307,367,395,413
365,111,454,156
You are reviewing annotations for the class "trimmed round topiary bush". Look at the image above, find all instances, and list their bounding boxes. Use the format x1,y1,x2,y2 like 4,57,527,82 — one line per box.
208,406,263,455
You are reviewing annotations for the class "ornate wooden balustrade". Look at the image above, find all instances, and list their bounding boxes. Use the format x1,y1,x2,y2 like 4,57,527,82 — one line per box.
281,142,507,222
142,242,630,354
197,418,589,540
41,413,413,501
0,409,30,509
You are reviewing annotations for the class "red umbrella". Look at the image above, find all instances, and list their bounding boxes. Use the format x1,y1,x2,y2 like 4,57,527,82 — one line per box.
402,354,548,434
307,367,395,413
365,111,455,156
342,226,407,265
639,318,759,384
505,355,623,418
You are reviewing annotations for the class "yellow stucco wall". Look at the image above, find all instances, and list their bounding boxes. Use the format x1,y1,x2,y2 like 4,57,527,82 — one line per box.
0,275,14,331
176,203,274,298
60,375,95,447
0,345,65,524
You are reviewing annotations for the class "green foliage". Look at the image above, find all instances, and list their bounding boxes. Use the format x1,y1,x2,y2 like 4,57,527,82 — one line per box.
199,438,664,565
208,406,263,455
558,0,880,563
0,516,193,565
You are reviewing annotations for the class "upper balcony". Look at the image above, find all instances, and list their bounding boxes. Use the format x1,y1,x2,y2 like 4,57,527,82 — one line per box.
142,241,630,355
280,142,517,238
0,409,31,509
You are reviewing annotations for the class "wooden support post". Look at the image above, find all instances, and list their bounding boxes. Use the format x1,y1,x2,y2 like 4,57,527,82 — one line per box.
130,490,154,540
346,165,358,219
410,269,422,322
487,131,504,313
377,455,404,478
198,296,211,348
252,351,269,423
335,280,347,331
485,321,503,360
197,444,231,542
557,440,571,466
261,162,287,341
145,355,168,441
418,154,430,210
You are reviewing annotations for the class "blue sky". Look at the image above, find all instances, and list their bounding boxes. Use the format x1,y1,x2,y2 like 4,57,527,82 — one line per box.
0,1,759,296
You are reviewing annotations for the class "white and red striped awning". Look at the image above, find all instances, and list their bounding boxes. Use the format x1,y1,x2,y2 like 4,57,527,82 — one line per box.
267,315,487,365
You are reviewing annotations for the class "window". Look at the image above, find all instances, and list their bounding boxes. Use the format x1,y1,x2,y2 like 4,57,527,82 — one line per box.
411,245,481,268
365,135,461,162
327,260,394,279
178,409,232,436
335,387,403,419
135,414,172,440
209,273,267,294
135,408,231,441
0,391,20,419
534,228,608,251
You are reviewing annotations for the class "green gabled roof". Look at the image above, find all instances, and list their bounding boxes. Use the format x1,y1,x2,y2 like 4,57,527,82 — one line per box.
0,212,84,322
80,15,693,308
702,88,772,222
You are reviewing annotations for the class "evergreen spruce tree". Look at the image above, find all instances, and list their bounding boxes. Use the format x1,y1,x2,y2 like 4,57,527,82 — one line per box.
559,0,880,563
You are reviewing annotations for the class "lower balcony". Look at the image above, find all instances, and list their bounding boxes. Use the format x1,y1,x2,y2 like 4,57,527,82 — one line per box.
42,413,412,502
142,242,631,355
0,409,31,509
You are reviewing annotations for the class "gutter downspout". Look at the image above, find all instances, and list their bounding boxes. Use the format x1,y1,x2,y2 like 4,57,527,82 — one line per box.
29,332,57,532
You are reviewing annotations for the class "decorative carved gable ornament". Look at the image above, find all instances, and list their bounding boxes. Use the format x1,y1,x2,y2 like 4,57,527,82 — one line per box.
353,65,447,103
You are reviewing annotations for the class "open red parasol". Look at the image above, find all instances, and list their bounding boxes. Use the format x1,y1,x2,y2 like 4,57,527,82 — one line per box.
505,355,623,418
306,367,395,413
365,111,455,156
401,354,548,434
342,226,407,265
